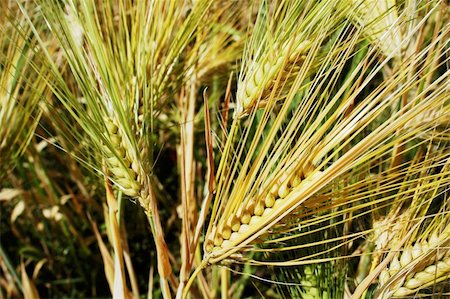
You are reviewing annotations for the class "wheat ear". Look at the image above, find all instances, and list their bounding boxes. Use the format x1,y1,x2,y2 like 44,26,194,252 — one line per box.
236,37,311,117
378,226,450,297
104,117,172,295
300,266,331,299
204,162,318,254
103,117,143,199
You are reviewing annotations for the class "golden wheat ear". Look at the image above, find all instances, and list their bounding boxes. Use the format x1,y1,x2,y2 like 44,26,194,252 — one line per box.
376,225,450,298
234,0,352,118
235,37,312,117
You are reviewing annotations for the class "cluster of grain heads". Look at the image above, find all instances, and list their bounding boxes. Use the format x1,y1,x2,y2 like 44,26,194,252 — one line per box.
235,37,311,117
378,226,450,298
204,163,321,258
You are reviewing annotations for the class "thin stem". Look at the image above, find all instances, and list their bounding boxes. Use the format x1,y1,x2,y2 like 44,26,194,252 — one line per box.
221,267,229,299
0,243,23,293
146,209,172,299
182,260,208,299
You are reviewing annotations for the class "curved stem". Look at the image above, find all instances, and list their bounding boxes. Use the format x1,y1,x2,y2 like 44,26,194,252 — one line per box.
182,260,208,299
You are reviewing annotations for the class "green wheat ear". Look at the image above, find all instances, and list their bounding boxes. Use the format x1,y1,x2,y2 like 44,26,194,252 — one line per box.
300,266,331,299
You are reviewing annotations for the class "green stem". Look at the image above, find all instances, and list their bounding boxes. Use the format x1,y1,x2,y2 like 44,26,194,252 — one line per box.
0,242,23,292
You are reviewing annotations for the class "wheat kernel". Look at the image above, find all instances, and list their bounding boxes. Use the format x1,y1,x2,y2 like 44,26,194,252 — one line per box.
412,243,422,259
272,197,284,210
241,212,251,224
404,277,421,289
214,234,223,246
414,271,431,282
249,215,260,226
221,240,232,248
116,178,134,189
116,147,126,158
393,287,410,297
111,134,121,145
421,242,429,253
424,264,437,274
123,188,139,197
278,183,290,198
107,156,119,165
238,224,249,234
255,67,264,84
230,216,240,232
262,207,273,217
105,119,118,133
222,227,231,240
242,96,254,111
246,200,256,215
379,270,389,284
229,232,240,242
290,175,301,187
254,201,265,216
400,248,412,266
429,233,439,246
124,158,133,168
295,40,311,53
111,167,130,178
131,161,139,173
270,183,279,196
245,81,258,98
264,194,276,208
389,256,401,273
437,260,449,271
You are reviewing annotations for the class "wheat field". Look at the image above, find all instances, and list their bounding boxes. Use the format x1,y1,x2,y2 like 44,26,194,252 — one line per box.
1,0,449,298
